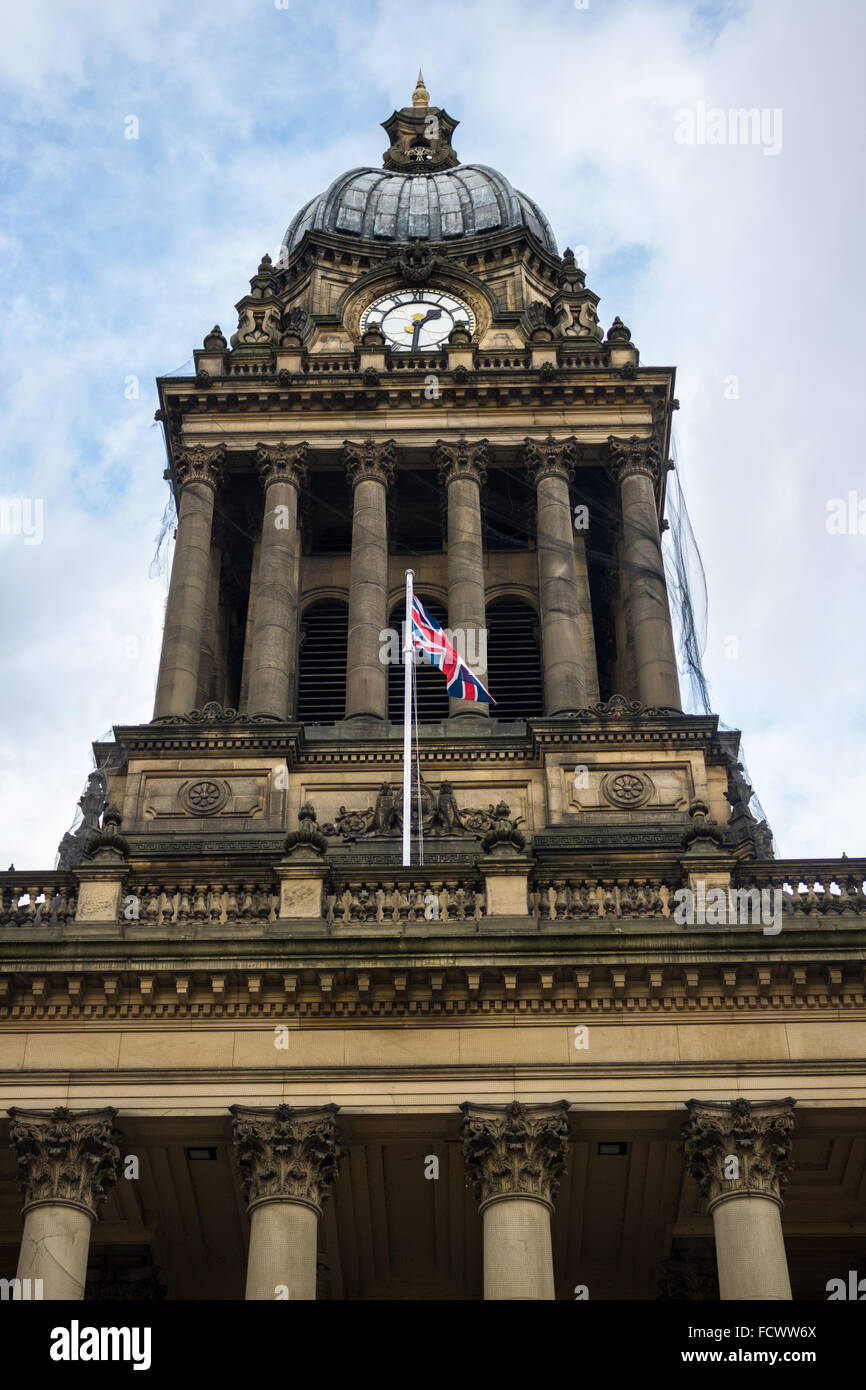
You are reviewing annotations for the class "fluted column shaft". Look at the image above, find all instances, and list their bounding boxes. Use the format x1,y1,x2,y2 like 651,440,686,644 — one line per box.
608,435,681,709
437,440,489,719
684,1097,796,1301
231,1103,343,1301
344,440,395,721
9,1106,120,1300
154,444,225,718
525,437,588,716
246,442,307,718
460,1099,570,1300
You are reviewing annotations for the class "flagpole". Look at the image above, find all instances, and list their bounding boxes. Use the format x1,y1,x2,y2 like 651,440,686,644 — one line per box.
401,569,414,867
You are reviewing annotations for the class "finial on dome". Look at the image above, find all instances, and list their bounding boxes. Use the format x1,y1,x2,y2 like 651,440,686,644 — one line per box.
412,69,429,107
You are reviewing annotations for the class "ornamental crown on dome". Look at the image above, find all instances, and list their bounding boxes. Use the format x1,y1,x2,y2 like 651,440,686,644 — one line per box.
381,72,460,171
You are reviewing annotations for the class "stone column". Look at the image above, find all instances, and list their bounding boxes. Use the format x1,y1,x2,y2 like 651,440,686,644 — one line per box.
154,443,226,718
460,1099,570,1300
436,439,489,721
524,435,588,716
8,1106,120,1300
343,440,396,722
230,1103,344,1301
573,529,599,704
607,435,681,709
246,441,308,717
683,1097,796,1301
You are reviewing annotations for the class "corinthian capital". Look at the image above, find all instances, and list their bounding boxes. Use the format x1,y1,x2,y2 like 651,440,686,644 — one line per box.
172,442,226,492
255,440,309,490
523,434,578,483
8,1106,120,1216
342,439,397,489
460,1100,570,1210
683,1098,796,1207
435,438,489,487
606,434,661,485
230,1103,344,1214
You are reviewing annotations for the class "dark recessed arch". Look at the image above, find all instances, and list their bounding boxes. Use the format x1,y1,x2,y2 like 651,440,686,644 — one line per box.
297,598,348,722
485,596,543,720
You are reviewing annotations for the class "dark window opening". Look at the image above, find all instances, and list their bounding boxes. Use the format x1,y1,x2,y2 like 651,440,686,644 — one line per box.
391,469,444,553
303,470,352,553
214,477,258,709
482,468,533,550
297,599,348,722
387,596,450,722
580,468,621,701
486,597,543,719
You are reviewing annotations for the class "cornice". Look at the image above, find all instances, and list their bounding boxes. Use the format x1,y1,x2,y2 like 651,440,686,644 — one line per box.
108,708,724,761
1,958,865,1024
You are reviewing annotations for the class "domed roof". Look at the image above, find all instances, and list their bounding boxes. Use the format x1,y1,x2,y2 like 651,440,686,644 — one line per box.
281,164,558,258
281,80,557,260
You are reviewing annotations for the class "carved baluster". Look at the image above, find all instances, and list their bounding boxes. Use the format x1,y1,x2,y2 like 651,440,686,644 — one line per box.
821,878,842,914
619,880,636,917
441,882,455,923
192,884,208,920
473,888,484,920
177,887,191,923
552,880,568,920
802,881,819,915
225,884,240,920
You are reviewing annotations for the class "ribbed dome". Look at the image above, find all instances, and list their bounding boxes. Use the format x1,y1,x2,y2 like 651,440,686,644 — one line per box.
281,164,558,258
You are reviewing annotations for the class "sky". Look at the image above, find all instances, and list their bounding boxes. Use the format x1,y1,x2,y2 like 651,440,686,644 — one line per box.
1,0,864,867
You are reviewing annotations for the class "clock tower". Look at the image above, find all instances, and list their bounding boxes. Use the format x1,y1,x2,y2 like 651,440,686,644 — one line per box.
3,78,863,1306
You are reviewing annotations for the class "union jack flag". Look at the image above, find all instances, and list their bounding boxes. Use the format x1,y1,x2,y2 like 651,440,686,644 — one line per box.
410,596,495,704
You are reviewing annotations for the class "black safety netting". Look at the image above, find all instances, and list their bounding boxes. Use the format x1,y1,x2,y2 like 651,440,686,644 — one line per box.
663,430,774,844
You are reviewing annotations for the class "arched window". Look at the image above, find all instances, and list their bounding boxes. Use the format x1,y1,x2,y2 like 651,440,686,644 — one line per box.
387,596,450,722
297,599,348,723
485,597,543,719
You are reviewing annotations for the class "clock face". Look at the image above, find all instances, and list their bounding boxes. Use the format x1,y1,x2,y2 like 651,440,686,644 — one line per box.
361,289,475,351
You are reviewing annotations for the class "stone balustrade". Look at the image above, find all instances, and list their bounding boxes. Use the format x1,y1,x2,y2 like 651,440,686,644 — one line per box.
1,862,864,930
0,875,77,927
327,879,485,925
127,881,279,926
531,877,682,920
734,866,866,916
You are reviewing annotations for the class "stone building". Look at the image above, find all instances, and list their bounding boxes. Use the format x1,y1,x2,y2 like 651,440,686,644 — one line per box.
1,78,864,1302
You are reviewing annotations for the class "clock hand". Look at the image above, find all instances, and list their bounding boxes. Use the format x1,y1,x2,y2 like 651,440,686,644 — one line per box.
411,307,443,350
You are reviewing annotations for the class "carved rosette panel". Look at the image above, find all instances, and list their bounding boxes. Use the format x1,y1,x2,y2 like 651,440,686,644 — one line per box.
8,1106,120,1216
172,443,226,493
435,438,489,488
178,778,230,816
601,770,654,809
255,440,309,492
682,1098,796,1206
459,1100,571,1211
230,1103,344,1214
342,439,397,490
523,434,578,484
606,434,662,486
